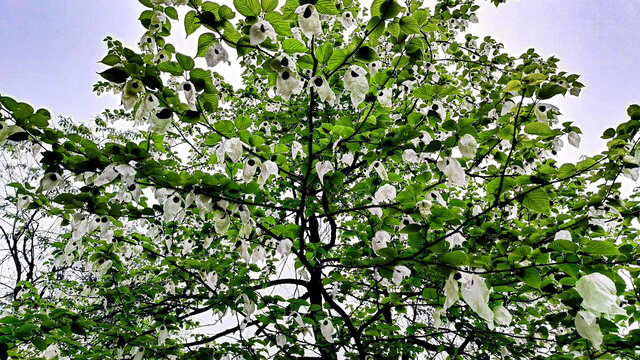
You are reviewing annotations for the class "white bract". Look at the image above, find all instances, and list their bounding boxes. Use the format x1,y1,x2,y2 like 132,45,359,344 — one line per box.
568,131,581,148
392,265,411,285
575,273,626,317
575,310,603,350
492,306,512,326
343,65,369,107
371,230,389,255
179,81,196,110
277,239,293,257
205,43,230,67
446,232,466,249
316,161,334,184
443,273,459,310
320,319,335,343
368,161,389,181
295,5,322,37
458,134,478,158
276,69,302,100
460,274,494,328
310,76,336,105
374,184,396,203
250,21,277,45
339,11,355,28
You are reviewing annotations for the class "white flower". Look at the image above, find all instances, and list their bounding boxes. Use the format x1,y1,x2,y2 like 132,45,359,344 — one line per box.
377,88,392,108
310,76,336,104
444,273,459,310
460,274,494,328
250,21,277,45
242,158,259,182
17,194,30,210
182,238,194,255
295,5,322,38
439,157,466,187
458,134,478,158
0,122,25,144
402,149,419,164
252,246,266,264
213,212,230,234
427,102,445,119
204,271,218,289
472,204,482,216
276,333,286,346
157,325,169,346
163,193,183,222
94,259,112,278
493,306,512,326
343,65,369,107
276,69,302,100
223,137,243,163
371,230,389,255
374,184,396,203
277,239,293,257
38,173,61,193
500,100,515,116
568,131,581,148
368,161,389,181
552,137,564,152
150,108,173,133
115,164,136,185
236,240,250,262
570,87,582,96
291,141,305,160
94,164,118,186
258,160,279,186
339,11,355,28
554,230,572,241
623,168,639,181
534,103,559,123
575,273,626,317
575,310,603,350
139,34,155,52
132,346,145,360
242,294,257,316
392,265,411,285
179,81,197,110
205,43,230,67
341,152,354,167
433,307,444,328
446,232,466,249
417,200,432,217
316,161,334,184
319,318,335,343
44,343,61,360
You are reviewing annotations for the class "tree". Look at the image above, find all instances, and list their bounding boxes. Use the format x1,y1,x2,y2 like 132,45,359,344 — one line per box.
1,0,639,359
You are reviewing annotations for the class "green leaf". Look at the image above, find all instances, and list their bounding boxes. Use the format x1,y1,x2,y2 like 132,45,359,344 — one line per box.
538,83,567,100
316,0,339,15
371,0,402,19
548,239,578,252
399,16,420,34
502,80,522,93
517,268,541,289
497,124,514,141
265,11,292,36
218,5,236,19
317,41,334,64
439,251,468,266
522,188,550,214
100,54,121,66
176,53,195,71
234,116,253,130
215,120,235,136
197,33,217,57
184,10,201,37
15,324,39,339
99,67,129,83
582,241,620,256
282,39,307,54
157,61,184,76
165,6,179,20
234,0,261,17
524,122,553,137
355,46,378,63
261,0,278,12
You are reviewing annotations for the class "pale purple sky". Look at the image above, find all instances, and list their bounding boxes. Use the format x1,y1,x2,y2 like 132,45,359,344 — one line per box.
0,0,638,155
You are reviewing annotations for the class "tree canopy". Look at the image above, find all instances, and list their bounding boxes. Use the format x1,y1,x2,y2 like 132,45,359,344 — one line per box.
1,0,640,359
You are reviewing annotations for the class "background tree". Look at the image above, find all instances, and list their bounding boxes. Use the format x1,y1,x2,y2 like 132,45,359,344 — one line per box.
1,0,639,359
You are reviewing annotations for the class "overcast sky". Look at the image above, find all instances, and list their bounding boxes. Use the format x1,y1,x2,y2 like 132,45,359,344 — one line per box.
1,0,638,156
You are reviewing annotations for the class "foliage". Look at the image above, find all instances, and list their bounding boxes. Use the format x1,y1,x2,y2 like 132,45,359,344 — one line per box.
1,0,639,359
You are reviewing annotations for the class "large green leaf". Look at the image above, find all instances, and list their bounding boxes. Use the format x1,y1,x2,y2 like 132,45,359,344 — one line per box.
522,188,550,214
